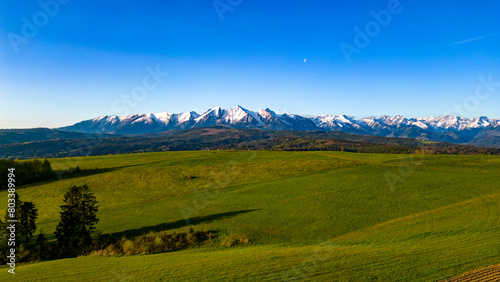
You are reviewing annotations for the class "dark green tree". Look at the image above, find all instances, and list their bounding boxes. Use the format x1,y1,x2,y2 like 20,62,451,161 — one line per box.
18,201,38,245
35,231,50,261
40,159,53,178
55,185,99,257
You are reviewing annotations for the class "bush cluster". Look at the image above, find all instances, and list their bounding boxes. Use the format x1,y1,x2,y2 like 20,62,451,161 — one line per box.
91,228,216,256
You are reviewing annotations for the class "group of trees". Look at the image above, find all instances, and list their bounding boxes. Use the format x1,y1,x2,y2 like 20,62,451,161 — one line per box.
1,193,39,247
0,184,99,263
0,192,40,262
0,159,53,190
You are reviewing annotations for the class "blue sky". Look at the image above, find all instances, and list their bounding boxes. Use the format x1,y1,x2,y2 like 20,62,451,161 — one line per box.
1,0,499,128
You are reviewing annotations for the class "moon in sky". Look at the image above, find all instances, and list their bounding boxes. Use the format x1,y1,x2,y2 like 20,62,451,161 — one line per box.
304,58,307,63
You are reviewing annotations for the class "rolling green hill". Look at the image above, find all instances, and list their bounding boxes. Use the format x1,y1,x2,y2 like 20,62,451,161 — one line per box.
1,151,499,281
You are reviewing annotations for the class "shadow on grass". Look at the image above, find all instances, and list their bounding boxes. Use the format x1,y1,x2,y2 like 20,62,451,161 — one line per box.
107,209,260,239
19,158,203,189
53,168,117,180
28,163,147,186
50,159,177,181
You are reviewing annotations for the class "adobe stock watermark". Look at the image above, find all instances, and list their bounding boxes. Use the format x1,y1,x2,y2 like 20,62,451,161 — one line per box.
111,65,169,117
178,149,261,225
6,168,17,275
384,154,424,192
178,161,238,224
54,132,106,181
111,267,135,282
384,75,499,192
54,65,168,181
281,238,337,281
340,0,404,64
8,0,70,53
429,75,499,146
213,0,243,21
451,75,499,118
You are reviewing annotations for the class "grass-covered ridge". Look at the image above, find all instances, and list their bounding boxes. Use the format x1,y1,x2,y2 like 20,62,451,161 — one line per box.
1,151,499,281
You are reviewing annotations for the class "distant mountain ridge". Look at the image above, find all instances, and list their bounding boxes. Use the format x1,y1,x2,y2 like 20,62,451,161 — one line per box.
57,106,500,147
0,128,115,145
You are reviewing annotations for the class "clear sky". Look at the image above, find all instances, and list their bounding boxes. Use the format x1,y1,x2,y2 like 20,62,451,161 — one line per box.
1,0,499,128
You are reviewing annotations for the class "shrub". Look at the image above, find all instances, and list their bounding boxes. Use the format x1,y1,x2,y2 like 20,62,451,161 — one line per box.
122,240,136,255
104,244,120,256
153,236,166,253
91,229,217,257
222,235,250,247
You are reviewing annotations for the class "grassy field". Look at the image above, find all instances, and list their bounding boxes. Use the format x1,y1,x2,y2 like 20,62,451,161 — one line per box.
1,151,499,281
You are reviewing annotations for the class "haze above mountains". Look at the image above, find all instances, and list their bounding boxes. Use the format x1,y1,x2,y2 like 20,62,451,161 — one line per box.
56,106,500,147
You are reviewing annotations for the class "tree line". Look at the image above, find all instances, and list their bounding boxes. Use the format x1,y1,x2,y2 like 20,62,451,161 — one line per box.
1,128,499,160
0,159,53,190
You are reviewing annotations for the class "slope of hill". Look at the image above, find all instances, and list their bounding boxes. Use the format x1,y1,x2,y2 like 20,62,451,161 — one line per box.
468,127,500,148
56,106,500,147
1,151,499,281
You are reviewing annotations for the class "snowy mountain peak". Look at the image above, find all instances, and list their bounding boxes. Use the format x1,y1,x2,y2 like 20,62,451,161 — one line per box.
337,115,355,123
207,107,226,117
227,106,247,121
258,108,278,118
152,112,174,123
57,106,500,144
178,111,199,123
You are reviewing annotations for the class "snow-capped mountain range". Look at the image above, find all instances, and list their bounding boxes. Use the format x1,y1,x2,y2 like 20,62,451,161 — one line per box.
58,106,500,145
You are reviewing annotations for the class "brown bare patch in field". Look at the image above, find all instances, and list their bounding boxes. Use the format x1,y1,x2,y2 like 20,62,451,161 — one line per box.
200,128,231,135
441,263,500,281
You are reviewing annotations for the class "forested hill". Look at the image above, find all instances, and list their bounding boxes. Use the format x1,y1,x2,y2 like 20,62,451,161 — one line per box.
1,127,498,160
0,128,115,145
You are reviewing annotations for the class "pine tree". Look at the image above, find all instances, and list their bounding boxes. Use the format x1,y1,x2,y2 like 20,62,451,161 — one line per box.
18,201,38,245
41,159,52,178
55,185,99,257
35,232,50,261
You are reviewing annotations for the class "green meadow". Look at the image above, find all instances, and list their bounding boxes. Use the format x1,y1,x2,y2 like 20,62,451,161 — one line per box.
1,151,499,281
